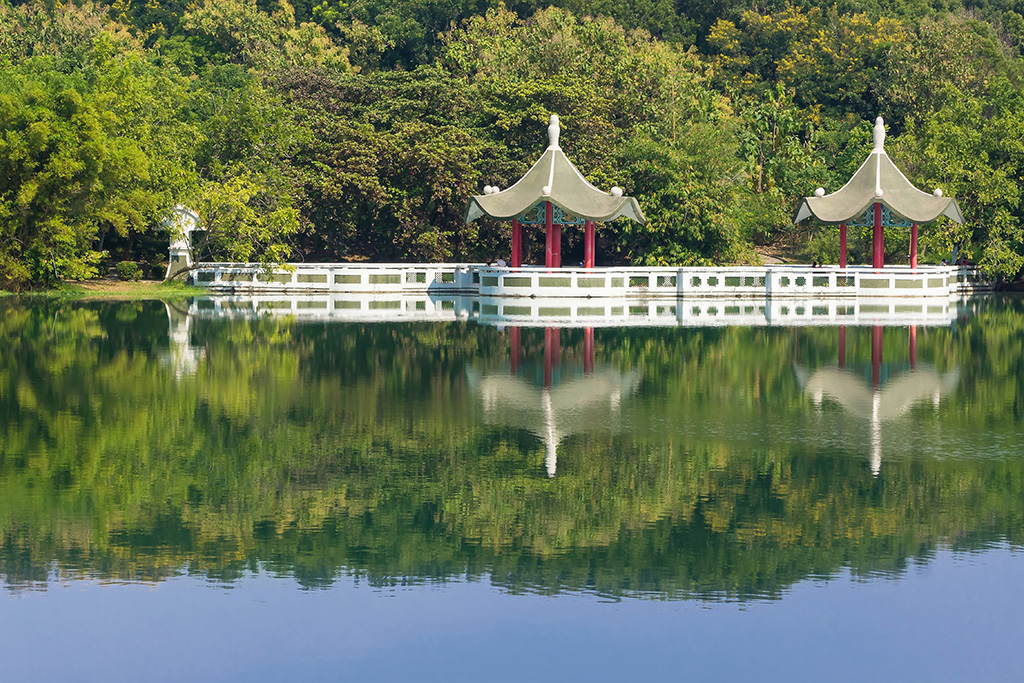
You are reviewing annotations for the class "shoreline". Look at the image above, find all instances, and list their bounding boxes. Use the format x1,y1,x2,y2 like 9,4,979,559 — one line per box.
1,279,202,300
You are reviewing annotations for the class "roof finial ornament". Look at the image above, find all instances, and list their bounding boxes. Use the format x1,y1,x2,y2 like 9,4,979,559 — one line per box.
547,114,560,150
873,116,886,153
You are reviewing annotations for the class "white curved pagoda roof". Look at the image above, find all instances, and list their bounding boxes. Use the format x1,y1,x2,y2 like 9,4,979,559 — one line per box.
793,117,964,225
465,115,645,224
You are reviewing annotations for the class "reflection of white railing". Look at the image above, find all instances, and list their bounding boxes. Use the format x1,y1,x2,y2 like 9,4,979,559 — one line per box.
185,294,970,328
477,296,964,327
190,262,990,298
190,294,477,322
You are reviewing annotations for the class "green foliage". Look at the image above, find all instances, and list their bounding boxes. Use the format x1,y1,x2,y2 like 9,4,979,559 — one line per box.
0,1,198,288
3,0,1024,277
275,65,489,260
191,173,300,263
0,56,185,287
115,260,142,280
890,90,1024,276
182,0,352,71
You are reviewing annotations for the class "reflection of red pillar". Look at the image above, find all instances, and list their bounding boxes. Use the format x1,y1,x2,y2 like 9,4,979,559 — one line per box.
510,327,521,375
584,220,595,268
543,327,561,386
544,202,554,268
871,325,883,388
910,223,918,270
839,223,847,268
873,202,884,269
553,225,561,268
838,326,846,369
910,325,917,371
583,327,594,374
511,219,521,268
544,327,553,388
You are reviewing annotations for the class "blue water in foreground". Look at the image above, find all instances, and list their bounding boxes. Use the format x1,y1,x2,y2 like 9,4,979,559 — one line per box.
4,546,1022,682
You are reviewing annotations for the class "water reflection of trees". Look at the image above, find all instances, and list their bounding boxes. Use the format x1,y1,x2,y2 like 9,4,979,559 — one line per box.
1,298,1024,599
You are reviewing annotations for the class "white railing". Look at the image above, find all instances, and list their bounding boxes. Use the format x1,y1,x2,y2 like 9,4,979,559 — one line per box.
192,262,479,294
478,264,985,298
191,262,989,298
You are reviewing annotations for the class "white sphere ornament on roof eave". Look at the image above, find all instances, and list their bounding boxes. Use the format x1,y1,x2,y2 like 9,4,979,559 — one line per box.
875,188,884,198
484,185,493,194
542,185,552,196
815,187,825,198
610,187,623,197
934,188,943,197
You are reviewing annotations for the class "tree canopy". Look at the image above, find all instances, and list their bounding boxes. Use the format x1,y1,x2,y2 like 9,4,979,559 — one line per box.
1,0,1023,287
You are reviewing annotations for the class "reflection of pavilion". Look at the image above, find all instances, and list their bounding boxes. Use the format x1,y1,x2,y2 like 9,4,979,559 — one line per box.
466,327,640,477
163,302,206,376
795,326,959,475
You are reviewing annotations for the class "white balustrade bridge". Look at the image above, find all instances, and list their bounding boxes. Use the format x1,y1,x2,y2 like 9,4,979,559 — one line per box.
190,262,990,300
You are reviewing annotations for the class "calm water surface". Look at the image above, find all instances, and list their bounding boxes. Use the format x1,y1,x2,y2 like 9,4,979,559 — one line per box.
2,295,1023,681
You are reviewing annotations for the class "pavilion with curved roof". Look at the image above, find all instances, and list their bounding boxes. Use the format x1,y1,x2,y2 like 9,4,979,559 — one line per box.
465,115,645,268
793,117,964,268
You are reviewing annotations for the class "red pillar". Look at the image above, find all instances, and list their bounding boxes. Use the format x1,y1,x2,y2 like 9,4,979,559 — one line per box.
553,225,562,268
871,325,883,389
910,223,918,270
838,326,846,369
909,325,917,371
510,326,520,375
584,220,595,268
583,327,594,374
872,202,884,269
511,219,521,268
839,223,847,268
544,202,554,268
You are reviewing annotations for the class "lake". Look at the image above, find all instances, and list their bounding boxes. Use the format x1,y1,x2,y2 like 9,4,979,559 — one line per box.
2,295,1022,681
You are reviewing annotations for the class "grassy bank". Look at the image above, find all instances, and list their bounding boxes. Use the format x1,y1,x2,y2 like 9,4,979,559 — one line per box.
1,279,204,300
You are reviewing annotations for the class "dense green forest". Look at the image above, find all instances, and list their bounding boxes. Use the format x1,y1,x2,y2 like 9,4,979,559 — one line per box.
2,299,1024,594
2,0,1024,288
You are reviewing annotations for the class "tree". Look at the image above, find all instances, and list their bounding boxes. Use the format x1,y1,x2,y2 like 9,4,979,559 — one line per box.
182,0,352,71
274,66,491,261
890,86,1024,278
0,4,197,287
